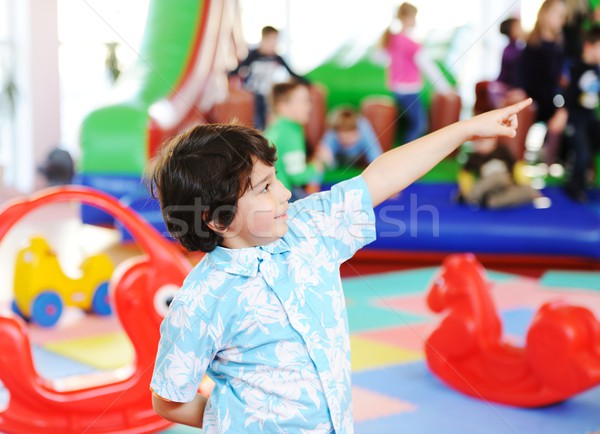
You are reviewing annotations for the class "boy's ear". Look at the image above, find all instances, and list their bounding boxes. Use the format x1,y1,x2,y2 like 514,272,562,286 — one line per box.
206,220,226,234
204,211,228,234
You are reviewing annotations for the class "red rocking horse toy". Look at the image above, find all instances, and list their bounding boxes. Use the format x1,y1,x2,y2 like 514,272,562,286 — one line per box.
426,253,600,407
0,187,191,433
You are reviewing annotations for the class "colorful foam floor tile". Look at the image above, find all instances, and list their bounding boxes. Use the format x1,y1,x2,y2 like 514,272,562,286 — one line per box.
344,264,600,433
42,331,134,370
540,270,600,292
346,302,430,333
0,344,100,413
357,323,436,353
353,386,417,422
344,268,438,333
27,314,124,346
491,278,600,315
351,335,423,372
500,307,536,345
159,424,201,433
3,265,600,434
31,344,99,378
353,362,600,434
342,268,439,301
0,385,7,411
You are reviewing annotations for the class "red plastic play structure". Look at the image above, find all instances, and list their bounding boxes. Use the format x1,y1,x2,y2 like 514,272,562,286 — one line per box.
425,253,600,407
0,187,191,433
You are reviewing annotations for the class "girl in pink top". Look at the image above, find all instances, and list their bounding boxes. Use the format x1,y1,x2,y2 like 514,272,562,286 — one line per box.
383,3,451,143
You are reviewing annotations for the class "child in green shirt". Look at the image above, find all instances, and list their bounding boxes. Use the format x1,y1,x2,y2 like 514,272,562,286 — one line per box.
264,82,324,199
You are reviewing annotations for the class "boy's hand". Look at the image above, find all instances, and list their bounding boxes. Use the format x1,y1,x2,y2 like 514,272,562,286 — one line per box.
362,97,533,207
465,98,532,141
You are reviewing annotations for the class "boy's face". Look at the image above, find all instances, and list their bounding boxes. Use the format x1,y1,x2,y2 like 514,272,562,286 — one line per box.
336,129,360,148
260,33,278,56
278,86,312,125
222,160,291,248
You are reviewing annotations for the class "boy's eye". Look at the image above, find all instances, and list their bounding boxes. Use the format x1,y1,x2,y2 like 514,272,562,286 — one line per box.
261,184,270,193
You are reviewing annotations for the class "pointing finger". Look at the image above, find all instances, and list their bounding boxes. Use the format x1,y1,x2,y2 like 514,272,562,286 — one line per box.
504,98,533,116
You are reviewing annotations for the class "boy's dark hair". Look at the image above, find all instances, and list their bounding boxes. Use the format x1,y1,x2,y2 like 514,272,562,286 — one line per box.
584,26,600,45
146,124,276,253
500,18,517,38
261,26,278,38
270,81,307,110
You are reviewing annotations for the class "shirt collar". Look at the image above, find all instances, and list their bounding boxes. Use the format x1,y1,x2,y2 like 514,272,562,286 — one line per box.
207,238,291,277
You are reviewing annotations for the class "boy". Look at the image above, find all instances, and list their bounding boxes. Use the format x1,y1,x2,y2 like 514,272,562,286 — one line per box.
148,99,532,433
319,107,383,169
229,26,309,130
564,26,600,203
264,81,323,199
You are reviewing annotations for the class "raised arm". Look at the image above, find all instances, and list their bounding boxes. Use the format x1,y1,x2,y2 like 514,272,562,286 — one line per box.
362,98,532,206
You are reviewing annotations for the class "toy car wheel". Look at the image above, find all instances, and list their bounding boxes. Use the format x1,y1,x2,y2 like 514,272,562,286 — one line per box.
11,300,30,322
31,291,63,327
91,282,112,316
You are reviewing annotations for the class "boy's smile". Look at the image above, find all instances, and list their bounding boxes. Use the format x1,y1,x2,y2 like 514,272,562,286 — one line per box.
221,160,291,249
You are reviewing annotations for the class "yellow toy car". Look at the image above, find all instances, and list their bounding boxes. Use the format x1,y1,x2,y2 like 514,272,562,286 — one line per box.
12,236,114,327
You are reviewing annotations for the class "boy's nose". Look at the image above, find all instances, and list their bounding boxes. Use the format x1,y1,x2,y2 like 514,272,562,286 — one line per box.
282,186,292,202
276,179,291,202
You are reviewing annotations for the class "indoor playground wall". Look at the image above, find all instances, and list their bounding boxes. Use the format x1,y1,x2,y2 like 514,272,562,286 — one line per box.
78,0,244,224
77,0,600,214
78,0,457,209
81,0,202,177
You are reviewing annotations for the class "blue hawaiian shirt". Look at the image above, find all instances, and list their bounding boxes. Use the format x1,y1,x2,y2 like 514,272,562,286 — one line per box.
150,176,376,433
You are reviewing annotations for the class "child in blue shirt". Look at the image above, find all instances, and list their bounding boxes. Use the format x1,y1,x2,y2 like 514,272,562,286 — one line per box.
147,99,532,433
320,107,383,169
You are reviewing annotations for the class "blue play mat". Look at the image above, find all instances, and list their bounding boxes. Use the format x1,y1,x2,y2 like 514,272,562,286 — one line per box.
369,183,600,259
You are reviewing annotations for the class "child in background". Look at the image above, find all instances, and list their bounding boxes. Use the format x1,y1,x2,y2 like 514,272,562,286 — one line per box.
318,107,383,169
562,0,600,72
521,0,568,165
458,137,541,209
382,2,452,143
564,26,600,203
497,17,526,89
148,95,532,433
264,82,323,200
229,26,309,130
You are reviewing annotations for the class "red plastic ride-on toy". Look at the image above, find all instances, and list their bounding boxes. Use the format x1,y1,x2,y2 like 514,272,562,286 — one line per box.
426,253,600,408
0,186,191,433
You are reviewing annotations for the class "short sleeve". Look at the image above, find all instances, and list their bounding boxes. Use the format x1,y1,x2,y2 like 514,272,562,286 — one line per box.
150,299,218,403
287,175,376,263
